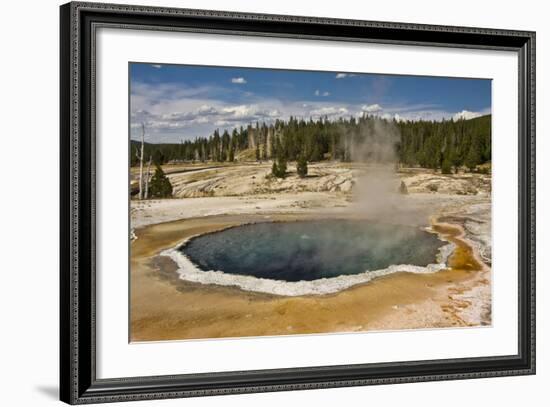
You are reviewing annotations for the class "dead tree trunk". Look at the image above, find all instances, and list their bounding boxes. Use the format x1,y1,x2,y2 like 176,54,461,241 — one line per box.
266,126,273,159
138,123,145,200
144,155,152,199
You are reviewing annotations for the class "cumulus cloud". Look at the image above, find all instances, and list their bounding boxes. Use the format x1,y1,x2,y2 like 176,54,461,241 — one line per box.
197,105,218,115
309,106,349,117
453,110,483,121
219,105,280,121
151,64,162,69
361,103,383,113
231,77,247,84
131,99,285,141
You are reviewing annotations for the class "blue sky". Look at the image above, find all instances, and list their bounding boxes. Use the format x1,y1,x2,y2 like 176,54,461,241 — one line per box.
130,63,491,143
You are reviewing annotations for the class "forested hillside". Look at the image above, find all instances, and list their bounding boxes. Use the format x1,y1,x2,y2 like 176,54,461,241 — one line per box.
131,114,491,172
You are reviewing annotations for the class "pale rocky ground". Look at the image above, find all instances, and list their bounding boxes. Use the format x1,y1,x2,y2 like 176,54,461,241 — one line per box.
132,161,491,237
134,162,490,198
130,161,492,327
167,162,356,198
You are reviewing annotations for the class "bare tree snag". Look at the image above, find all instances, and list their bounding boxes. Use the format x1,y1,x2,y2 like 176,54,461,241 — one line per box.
144,155,152,199
138,123,145,200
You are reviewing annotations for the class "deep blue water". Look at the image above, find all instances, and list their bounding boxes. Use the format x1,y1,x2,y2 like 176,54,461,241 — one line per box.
180,220,444,282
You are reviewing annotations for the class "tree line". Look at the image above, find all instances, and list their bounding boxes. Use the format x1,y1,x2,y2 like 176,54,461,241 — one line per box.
131,114,491,174
396,114,491,173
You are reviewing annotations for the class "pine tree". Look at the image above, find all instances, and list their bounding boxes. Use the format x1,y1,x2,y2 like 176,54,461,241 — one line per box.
441,157,452,174
450,147,462,174
278,155,287,178
465,136,482,172
130,115,491,170
152,149,165,166
297,155,308,178
271,153,287,178
271,161,278,178
149,165,173,198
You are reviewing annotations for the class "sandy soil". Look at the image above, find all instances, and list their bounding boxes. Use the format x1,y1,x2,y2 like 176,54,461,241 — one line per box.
130,163,492,341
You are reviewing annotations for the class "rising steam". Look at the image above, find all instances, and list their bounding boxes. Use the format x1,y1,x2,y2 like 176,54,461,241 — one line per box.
344,117,404,221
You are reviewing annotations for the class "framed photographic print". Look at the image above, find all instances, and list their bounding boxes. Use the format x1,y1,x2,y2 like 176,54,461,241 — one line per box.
60,1,536,404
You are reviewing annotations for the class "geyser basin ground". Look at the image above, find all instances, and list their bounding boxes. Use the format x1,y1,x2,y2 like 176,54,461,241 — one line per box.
162,219,451,296
131,208,490,341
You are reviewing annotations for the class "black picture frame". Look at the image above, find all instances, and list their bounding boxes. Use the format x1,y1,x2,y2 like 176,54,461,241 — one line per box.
60,1,536,404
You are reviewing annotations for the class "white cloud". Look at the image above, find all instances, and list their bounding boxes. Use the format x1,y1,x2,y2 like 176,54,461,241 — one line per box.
453,110,483,121
231,77,247,84
380,113,405,122
361,103,383,113
394,113,403,122
214,120,231,126
197,105,218,115
335,73,356,79
314,89,330,97
309,106,349,117
130,80,490,142
151,64,162,69
220,105,280,120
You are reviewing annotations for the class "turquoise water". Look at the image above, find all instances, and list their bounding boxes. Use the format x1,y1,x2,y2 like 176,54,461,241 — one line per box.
180,220,444,282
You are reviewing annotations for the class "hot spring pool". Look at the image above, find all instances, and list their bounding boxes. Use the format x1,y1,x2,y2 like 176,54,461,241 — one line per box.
179,220,446,283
